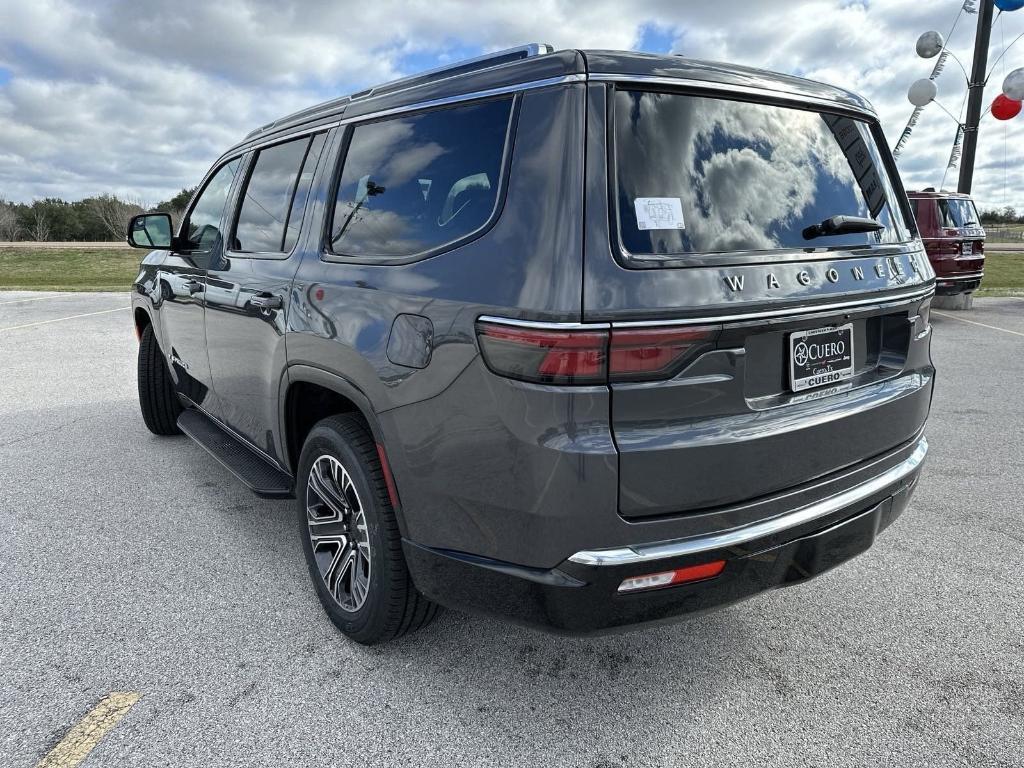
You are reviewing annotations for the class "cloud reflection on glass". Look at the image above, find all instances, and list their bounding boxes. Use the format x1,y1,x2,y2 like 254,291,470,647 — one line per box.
613,90,911,257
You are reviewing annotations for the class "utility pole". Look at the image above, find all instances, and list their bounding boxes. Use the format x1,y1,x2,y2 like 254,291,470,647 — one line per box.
958,0,995,194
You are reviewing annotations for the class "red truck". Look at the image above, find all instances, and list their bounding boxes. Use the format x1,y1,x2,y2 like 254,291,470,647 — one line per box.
908,189,985,295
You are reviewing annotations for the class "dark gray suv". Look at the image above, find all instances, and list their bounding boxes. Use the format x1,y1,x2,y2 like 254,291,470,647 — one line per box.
127,45,934,644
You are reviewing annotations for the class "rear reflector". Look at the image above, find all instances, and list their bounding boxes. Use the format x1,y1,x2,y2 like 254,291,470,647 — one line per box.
475,321,719,385
617,560,726,593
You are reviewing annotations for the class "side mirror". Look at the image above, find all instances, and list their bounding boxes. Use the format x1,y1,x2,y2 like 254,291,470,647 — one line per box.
127,213,174,250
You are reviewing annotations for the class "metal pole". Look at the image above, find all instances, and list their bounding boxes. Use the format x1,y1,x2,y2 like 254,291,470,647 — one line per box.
958,0,995,194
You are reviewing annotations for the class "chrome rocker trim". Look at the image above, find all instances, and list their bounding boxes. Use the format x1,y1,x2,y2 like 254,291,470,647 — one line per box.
568,436,928,566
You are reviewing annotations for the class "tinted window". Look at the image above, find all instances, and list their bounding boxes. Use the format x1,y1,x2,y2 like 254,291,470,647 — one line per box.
329,98,513,258
613,90,912,256
939,198,979,229
283,133,328,252
186,159,240,252
235,137,310,253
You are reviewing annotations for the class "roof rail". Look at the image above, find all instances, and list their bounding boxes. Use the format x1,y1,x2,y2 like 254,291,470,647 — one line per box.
243,43,553,141
356,43,554,102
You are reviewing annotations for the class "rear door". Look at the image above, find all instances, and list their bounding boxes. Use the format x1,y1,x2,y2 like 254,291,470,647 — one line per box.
583,83,935,517
204,131,330,462
156,158,241,412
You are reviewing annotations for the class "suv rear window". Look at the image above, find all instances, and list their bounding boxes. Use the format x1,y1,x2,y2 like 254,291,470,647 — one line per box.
328,97,514,259
938,198,980,229
613,90,912,256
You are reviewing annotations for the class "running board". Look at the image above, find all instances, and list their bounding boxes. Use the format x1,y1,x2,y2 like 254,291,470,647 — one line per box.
177,409,293,498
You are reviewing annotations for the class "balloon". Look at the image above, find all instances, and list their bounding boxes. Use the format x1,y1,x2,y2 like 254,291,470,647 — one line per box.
994,0,1024,11
908,78,937,107
992,94,1022,121
916,31,944,58
1004,68,1024,101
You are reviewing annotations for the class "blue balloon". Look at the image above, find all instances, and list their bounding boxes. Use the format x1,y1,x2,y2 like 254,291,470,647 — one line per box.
995,0,1024,11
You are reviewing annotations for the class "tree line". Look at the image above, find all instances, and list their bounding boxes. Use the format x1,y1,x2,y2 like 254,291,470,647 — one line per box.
0,188,195,242
978,206,1024,226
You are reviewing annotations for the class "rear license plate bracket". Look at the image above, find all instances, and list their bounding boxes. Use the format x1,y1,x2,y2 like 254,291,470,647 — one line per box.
789,323,854,392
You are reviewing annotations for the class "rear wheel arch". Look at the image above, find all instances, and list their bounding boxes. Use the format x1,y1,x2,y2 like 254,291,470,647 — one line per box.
281,366,399,508
134,307,153,339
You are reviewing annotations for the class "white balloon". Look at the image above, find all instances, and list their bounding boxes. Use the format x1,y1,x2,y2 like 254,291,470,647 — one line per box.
908,78,937,107
1004,68,1024,102
916,31,944,59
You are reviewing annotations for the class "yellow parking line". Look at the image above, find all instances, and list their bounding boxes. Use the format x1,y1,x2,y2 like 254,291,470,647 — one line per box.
932,310,1024,337
36,692,141,768
0,306,130,333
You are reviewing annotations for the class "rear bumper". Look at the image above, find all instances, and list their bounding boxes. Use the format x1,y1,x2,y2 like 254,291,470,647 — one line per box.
405,436,927,634
935,272,983,295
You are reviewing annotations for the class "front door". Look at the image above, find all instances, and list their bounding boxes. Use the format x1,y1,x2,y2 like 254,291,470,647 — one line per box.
156,157,241,413
205,132,330,463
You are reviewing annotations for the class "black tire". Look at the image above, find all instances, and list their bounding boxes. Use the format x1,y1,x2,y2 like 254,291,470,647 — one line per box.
137,323,182,436
297,414,440,644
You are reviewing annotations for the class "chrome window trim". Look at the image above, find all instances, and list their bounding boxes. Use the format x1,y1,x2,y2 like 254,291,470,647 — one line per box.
587,72,877,117
235,74,586,156
568,436,928,566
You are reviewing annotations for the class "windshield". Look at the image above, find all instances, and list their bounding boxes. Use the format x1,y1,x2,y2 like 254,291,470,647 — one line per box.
613,90,912,256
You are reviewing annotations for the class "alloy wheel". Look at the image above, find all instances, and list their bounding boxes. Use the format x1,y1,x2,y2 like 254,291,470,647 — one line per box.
305,455,371,612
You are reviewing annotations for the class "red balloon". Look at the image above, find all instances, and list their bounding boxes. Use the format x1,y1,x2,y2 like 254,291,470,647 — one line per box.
992,93,1022,120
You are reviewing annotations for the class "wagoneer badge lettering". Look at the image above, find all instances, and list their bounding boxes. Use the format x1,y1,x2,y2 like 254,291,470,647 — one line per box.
852,266,865,280
826,268,839,283
724,275,745,292
767,273,780,289
797,270,811,286
875,262,887,278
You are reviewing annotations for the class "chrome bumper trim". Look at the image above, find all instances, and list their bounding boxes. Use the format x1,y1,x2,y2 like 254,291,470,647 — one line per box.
568,436,929,566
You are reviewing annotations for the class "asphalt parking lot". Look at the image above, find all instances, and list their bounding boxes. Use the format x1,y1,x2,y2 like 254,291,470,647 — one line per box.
1,291,1021,767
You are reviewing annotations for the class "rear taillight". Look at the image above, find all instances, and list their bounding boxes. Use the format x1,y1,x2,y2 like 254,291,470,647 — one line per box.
476,321,720,385
609,326,720,382
475,324,607,385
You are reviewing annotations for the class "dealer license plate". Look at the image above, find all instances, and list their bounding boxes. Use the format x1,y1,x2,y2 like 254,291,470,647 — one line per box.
789,324,854,392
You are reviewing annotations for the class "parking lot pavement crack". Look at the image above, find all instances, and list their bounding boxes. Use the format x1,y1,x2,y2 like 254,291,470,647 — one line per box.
2,415,103,449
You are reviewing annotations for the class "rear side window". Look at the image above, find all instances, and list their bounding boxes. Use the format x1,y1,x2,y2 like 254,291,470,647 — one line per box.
234,133,326,254
612,90,912,256
328,97,514,259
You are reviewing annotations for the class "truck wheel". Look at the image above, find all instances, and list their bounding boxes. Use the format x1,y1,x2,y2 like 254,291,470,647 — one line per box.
137,324,182,436
297,414,440,644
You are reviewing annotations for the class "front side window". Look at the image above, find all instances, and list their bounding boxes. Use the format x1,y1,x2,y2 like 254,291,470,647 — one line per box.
613,90,912,257
234,136,313,253
328,97,514,259
185,159,240,252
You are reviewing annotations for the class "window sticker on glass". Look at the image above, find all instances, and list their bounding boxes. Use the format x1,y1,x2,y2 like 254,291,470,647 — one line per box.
634,197,686,231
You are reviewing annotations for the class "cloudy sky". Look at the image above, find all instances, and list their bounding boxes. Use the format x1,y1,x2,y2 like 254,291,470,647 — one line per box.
1,0,1022,211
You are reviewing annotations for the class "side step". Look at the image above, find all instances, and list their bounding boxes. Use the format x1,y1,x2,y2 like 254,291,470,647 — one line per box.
177,409,293,498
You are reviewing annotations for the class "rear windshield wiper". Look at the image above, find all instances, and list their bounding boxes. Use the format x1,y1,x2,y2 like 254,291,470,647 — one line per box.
802,215,884,240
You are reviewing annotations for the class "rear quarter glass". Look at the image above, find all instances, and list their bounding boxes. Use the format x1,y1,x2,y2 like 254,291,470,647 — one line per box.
611,89,912,259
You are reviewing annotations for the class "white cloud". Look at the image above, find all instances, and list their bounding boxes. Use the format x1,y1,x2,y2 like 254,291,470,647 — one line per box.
0,0,1021,211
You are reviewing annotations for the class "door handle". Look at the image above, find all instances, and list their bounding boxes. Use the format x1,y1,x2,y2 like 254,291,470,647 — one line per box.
250,294,283,310
184,280,204,295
